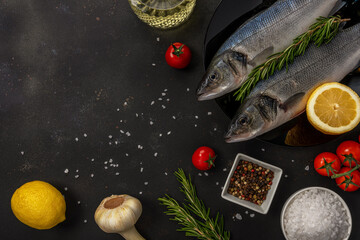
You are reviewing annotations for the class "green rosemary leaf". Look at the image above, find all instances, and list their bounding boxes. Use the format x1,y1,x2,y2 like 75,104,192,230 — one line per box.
234,15,350,102
159,169,230,240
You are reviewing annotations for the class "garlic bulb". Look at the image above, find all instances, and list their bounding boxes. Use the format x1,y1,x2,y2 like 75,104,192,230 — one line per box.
94,194,145,240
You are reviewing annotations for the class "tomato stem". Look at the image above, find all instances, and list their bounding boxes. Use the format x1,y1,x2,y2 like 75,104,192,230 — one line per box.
172,44,184,57
331,164,360,179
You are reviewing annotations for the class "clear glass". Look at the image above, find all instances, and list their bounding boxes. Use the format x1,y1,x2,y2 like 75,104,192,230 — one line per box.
129,0,196,29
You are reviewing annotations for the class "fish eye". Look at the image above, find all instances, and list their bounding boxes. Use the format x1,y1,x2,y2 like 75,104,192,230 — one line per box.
238,116,249,126
209,72,218,81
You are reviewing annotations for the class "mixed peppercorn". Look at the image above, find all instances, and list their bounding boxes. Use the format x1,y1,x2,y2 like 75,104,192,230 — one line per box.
227,160,274,205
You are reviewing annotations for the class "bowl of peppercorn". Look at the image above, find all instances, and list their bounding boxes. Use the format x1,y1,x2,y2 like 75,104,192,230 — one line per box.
221,153,283,214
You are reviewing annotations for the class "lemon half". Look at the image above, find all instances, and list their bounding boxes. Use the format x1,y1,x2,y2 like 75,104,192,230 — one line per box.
11,180,66,230
306,82,360,135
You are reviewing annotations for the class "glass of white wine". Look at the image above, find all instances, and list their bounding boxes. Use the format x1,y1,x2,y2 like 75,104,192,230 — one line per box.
129,0,196,29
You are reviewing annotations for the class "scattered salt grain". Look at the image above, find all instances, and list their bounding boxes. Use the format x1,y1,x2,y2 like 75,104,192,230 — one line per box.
117,108,120,112
305,165,309,171
144,182,148,185
245,211,249,214
109,158,113,163
283,189,350,240
140,167,143,173
162,105,166,109
152,63,156,66
84,220,87,223
195,115,199,119
162,93,166,96
136,113,139,117
138,145,143,150
104,161,108,164
115,172,120,176
204,172,209,176
104,166,108,169
223,168,227,172
216,182,219,185
125,153,129,156
126,132,131,137
166,98,170,102
90,173,94,177
198,173,202,177
120,130,124,134
167,131,171,135
214,128,217,131
261,148,265,152
83,133,87,137
156,37,160,42
64,187,68,191
285,174,288,178
186,88,190,92
76,169,79,173
77,201,81,204
91,158,95,162
150,121,154,125
250,213,255,218
158,97,163,101
64,169,69,174
208,112,212,115
164,172,168,176
139,191,143,195
159,133,162,137
154,152,158,157
172,116,176,119
235,213,242,220
291,159,295,163
108,135,112,139
20,151,24,155
75,137,79,142
150,101,155,105
164,89,168,92
194,124,197,127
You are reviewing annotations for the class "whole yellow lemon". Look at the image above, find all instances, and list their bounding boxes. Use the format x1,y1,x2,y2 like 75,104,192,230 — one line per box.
11,180,66,230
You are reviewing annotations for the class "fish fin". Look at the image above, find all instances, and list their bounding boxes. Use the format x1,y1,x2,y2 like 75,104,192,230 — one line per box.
329,1,346,16
279,92,305,112
248,47,274,67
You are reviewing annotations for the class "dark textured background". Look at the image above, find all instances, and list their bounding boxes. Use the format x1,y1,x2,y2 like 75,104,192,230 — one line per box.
0,0,359,239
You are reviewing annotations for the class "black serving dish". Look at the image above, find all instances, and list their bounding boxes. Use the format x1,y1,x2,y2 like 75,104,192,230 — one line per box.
203,0,360,146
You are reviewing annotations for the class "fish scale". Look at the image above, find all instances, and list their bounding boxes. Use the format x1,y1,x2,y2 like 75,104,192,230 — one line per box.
226,23,360,143
197,0,344,101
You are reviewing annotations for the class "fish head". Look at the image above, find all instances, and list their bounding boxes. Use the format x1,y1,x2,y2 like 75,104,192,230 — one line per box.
197,51,247,101
225,100,267,143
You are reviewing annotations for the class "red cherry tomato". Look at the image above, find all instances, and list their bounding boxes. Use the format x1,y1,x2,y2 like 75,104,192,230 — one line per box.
165,42,191,69
335,167,360,192
314,152,341,177
192,146,216,171
336,141,360,167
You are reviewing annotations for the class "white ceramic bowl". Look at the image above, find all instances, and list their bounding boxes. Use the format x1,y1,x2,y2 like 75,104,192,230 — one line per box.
280,187,352,240
221,153,283,214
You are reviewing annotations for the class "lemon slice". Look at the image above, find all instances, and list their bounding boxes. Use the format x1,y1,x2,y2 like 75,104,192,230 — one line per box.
306,82,360,135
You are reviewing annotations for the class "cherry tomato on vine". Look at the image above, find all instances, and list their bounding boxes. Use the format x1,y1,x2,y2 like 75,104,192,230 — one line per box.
313,152,341,177
335,167,360,192
192,146,216,171
165,42,192,69
336,141,360,167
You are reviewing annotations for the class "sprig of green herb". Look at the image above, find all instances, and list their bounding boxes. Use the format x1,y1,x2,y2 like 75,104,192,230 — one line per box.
234,15,350,102
158,169,230,240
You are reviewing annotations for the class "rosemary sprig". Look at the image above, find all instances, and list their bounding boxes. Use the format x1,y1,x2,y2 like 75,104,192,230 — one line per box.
158,169,230,240
234,15,350,102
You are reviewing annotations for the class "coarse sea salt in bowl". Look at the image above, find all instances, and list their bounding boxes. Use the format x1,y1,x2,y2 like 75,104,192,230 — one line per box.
281,187,352,240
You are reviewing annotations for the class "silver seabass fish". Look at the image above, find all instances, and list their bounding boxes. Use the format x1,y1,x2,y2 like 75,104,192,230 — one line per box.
225,23,360,143
197,0,345,101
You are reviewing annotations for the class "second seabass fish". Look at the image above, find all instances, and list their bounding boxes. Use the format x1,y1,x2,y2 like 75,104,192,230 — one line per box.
225,23,360,143
197,0,345,101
